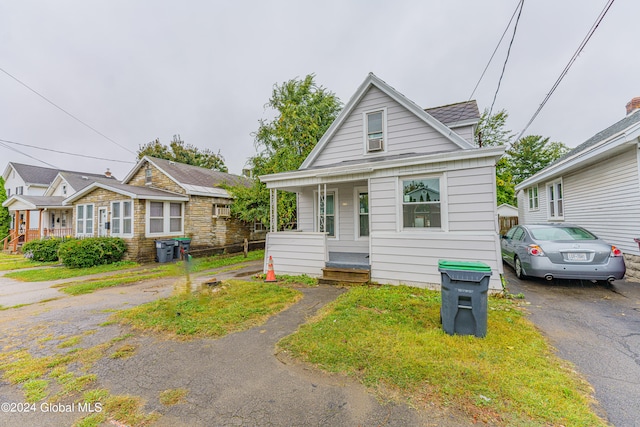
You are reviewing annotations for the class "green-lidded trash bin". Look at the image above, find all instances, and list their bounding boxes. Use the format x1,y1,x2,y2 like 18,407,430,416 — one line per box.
174,237,192,259
155,240,176,263
438,260,492,338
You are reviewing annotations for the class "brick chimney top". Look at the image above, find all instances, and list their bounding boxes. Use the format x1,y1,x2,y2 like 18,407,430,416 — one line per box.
626,97,640,115
105,169,112,178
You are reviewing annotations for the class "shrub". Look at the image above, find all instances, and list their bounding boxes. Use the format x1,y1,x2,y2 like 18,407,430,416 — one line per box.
22,238,68,262
58,237,127,268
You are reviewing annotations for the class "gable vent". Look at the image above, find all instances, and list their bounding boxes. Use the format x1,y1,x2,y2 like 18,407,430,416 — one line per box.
368,138,383,152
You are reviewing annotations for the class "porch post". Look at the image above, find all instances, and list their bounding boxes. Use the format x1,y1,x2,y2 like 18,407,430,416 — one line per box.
323,183,327,234
269,188,277,233
39,209,44,238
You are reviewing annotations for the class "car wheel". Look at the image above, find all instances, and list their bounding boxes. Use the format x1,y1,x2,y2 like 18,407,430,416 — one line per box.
514,256,526,279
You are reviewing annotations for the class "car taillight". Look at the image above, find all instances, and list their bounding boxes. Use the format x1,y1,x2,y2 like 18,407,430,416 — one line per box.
527,245,545,256
611,245,622,257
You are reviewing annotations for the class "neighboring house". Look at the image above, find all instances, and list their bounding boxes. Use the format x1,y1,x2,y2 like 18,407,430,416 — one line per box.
259,73,505,290
63,156,262,262
2,162,115,251
515,97,640,280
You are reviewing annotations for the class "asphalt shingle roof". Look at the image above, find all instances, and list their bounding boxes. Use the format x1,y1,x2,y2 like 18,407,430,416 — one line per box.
425,100,480,125
148,157,250,188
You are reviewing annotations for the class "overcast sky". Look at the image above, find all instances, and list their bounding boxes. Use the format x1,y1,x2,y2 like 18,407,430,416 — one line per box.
1,0,637,180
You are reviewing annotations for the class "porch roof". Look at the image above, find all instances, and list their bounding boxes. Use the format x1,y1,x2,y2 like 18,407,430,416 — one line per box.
2,195,66,210
260,145,505,191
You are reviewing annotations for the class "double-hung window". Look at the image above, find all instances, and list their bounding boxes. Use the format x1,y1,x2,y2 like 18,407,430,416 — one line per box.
528,186,539,211
402,177,441,228
548,180,563,219
111,201,133,236
364,109,385,153
358,191,369,237
76,204,94,236
147,201,184,235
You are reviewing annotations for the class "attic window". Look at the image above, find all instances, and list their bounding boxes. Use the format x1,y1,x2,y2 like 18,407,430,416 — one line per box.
365,110,385,152
145,166,152,184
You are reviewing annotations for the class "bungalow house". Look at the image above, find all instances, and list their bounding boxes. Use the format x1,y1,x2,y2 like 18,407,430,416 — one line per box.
2,162,115,251
260,73,506,291
63,156,263,262
515,97,640,280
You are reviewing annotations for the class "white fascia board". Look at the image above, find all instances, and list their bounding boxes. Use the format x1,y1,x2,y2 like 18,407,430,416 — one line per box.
262,146,505,188
2,196,36,210
447,118,479,128
183,184,231,198
515,124,640,191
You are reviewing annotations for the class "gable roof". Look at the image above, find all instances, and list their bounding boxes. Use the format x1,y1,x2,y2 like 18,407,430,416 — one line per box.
44,171,118,196
63,181,189,205
425,101,480,127
3,162,59,186
2,195,66,209
516,109,640,190
299,73,475,169
122,156,249,197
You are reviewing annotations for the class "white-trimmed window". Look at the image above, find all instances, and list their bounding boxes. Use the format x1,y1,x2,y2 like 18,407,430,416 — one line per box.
111,200,133,236
527,186,539,211
364,109,386,153
356,189,369,238
147,201,184,235
402,177,441,229
314,191,336,237
76,204,94,236
547,180,563,219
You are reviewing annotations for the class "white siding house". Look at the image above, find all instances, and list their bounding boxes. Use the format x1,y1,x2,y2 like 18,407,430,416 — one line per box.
260,73,505,290
516,97,640,280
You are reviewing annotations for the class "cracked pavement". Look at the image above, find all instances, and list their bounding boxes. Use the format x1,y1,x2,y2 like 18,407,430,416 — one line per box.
0,260,469,426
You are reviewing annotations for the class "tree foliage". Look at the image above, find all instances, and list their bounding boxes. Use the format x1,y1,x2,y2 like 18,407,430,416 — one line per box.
0,177,9,238
229,75,342,229
137,135,227,172
505,135,569,184
474,109,569,206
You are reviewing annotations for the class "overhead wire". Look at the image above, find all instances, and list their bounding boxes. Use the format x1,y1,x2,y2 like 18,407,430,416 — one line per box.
514,0,615,141
0,138,135,164
488,0,524,118
0,66,135,155
0,140,59,169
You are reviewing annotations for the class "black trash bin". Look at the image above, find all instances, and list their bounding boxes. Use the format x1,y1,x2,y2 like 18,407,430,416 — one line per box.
438,260,492,338
174,237,191,260
155,240,176,263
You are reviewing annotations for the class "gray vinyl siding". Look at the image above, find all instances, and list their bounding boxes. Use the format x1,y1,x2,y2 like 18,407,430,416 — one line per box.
562,147,640,254
451,124,475,144
370,177,396,232
298,188,315,232
519,184,547,224
370,233,503,290
309,86,461,168
264,232,327,276
447,166,496,232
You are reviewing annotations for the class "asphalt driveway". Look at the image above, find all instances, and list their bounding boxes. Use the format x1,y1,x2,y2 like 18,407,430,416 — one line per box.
504,264,640,427
0,261,469,427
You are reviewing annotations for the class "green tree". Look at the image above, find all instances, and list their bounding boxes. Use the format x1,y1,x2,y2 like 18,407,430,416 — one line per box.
506,135,569,184
0,177,9,239
230,74,342,229
475,109,516,205
137,135,227,172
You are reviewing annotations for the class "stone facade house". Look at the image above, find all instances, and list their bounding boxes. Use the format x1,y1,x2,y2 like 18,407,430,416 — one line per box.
63,156,262,262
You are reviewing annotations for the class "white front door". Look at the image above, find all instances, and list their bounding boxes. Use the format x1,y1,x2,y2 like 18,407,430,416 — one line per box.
98,208,108,237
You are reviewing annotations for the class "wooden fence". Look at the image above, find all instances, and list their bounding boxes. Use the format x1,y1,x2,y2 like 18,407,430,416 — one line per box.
499,216,518,236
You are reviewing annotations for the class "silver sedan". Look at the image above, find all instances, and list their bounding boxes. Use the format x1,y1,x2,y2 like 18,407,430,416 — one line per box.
501,224,626,283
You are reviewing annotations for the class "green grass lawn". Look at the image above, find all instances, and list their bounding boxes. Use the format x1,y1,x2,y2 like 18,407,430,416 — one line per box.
278,285,605,427
0,253,54,271
114,279,302,338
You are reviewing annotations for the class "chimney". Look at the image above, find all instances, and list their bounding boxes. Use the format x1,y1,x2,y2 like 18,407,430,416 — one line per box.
626,97,640,115
105,169,112,178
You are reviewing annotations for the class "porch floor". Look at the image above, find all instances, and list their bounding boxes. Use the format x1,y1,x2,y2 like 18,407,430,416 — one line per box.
326,252,370,270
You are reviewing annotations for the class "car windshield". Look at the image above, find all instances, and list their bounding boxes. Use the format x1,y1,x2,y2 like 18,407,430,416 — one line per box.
530,226,597,241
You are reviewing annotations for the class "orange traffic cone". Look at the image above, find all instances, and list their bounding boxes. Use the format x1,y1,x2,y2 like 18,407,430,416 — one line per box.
265,256,277,282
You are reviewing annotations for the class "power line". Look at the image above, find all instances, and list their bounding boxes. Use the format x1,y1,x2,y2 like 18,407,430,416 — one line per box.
488,0,524,117
0,66,135,155
0,138,135,164
0,140,59,169
514,0,615,141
